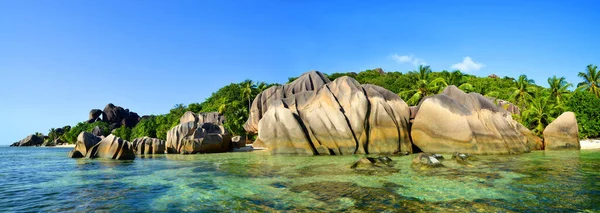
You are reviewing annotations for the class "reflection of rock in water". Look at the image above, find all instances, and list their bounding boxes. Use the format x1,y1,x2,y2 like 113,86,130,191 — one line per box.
287,181,512,212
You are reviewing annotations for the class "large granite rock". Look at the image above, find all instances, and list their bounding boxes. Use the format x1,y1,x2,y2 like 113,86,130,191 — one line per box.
13,135,44,147
255,76,412,155
244,71,330,134
68,132,102,158
166,111,232,154
85,135,135,160
543,112,580,150
410,86,531,155
132,137,166,155
101,103,140,129
88,109,103,123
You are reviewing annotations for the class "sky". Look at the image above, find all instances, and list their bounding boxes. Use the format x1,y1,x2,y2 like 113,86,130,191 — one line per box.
0,0,598,144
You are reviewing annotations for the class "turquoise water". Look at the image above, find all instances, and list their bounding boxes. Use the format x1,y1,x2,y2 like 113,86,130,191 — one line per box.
0,146,599,212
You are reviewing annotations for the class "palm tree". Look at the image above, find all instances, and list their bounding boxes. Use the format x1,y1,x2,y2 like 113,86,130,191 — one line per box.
577,64,600,97
217,97,229,114
509,75,536,108
241,79,255,112
522,95,559,135
399,65,448,105
547,76,572,104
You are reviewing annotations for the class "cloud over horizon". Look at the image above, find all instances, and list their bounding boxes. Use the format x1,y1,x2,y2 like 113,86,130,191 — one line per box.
391,54,426,66
451,56,485,72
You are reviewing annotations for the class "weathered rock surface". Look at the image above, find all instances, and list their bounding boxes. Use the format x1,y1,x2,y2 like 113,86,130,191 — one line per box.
231,136,245,149
350,156,397,174
543,112,580,150
132,137,166,155
85,135,135,160
88,109,103,123
255,76,412,155
244,71,331,134
68,132,102,158
166,111,232,154
11,135,44,147
411,86,531,155
91,126,104,137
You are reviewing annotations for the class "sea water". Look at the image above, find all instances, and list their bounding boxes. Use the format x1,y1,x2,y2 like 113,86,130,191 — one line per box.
0,146,598,212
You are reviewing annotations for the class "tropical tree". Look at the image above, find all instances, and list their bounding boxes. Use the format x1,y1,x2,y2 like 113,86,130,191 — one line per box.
399,65,448,105
547,75,572,104
241,79,255,111
509,75,536,108
521,94,559,135
577,64,600,97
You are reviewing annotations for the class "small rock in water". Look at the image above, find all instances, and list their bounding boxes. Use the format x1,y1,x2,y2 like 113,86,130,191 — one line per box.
431,154,444,160
452,152,478,165
350,156,398,175
411,153,444,170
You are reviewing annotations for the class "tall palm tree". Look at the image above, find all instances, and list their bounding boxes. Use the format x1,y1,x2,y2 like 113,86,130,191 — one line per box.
241,80,255,112
577,64,600,97
399,65,447,105
217,97,229,114
547,75,572,104
522,95,558,135
509,75,536,108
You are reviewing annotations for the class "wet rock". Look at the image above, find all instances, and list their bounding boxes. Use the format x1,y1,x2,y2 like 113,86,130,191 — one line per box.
255,76,412,155
452,152,478,165
411,86,531,155
350,156,394,169
543,112,580,150
431,154,444,160
411,153,444,169
231,136,245,149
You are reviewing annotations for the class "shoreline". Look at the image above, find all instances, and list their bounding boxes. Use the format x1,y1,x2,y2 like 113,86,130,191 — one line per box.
580,139,600,150
53,144,76,148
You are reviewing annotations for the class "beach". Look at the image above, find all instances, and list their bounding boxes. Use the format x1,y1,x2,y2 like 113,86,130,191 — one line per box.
581,139,600,150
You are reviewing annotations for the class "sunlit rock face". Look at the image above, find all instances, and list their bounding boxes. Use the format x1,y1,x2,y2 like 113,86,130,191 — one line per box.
166,111,232,154
68,132,135,160
410,86,532,155
255,76,412,155
543,112,580,150
132,137,166,155
244,71,331,134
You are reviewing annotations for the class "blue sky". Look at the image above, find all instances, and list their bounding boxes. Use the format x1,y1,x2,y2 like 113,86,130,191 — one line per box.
0,0,598,144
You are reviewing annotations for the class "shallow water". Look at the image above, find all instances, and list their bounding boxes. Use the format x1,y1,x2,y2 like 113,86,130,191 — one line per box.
0,146,598,212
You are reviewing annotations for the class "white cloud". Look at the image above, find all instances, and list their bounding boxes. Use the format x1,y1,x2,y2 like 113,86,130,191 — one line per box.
451,56,484,72
391,54,426,66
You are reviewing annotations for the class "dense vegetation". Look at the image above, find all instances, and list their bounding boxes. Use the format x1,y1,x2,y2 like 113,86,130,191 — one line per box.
44,64,600,144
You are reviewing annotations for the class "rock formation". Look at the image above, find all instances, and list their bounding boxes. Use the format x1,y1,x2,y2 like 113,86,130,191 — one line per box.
10,134,44,147
132,137,166,155
410,86,531,155
244,71,331,134
101,103,141,129
68,132,102,158
543,112,580,150
88,109,103,123
68,133,134,160
254,76,412,155
166,111,232,154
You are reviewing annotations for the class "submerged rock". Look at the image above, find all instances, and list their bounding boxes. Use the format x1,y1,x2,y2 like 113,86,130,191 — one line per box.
411,86,531,155
543,112,580,150
255,76,412,155
166,111,232,154
350,156,397,174
451,152,478,165
411,153,444,169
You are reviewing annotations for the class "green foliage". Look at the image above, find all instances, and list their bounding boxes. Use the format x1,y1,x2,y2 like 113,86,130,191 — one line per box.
577,64,600,97
566,91,600,139
112,126,132,141
63,121,110,143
